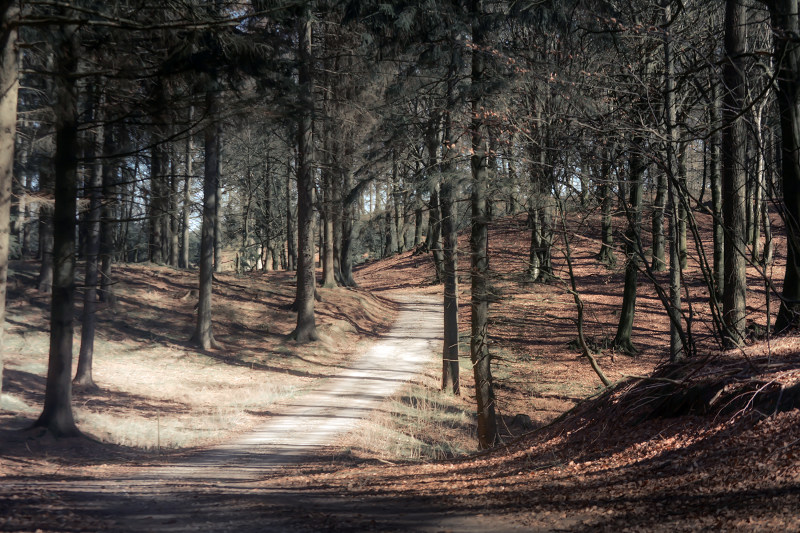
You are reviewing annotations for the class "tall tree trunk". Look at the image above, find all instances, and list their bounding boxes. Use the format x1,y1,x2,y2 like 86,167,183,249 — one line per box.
770,0,800,332
192,90,220,350
440,51,459,395
75,84,104,388
470,2,498,448
721,0,747,347
291,12,318,343
0,0,18,402
34,16,80,437
663,1,685,362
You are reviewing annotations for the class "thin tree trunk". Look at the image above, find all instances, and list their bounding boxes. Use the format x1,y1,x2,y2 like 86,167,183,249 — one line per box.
663,1,685,362
440,51,459,395
711,78,724,301
181,107,193,269
214,148,222,273
99,123,115,307
286,155,296,271
169,157,179,267
651,169,667,272
614,137,645,355
192,90,220,350
75,84,104,388
340,168,357,287
440,179,459,394
149,139,166,265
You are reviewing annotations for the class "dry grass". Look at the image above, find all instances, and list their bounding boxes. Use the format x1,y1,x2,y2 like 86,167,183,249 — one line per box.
336,356,478,461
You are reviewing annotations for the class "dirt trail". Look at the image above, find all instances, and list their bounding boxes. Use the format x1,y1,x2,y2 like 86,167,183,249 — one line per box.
4,293,519,532
153,293,442,482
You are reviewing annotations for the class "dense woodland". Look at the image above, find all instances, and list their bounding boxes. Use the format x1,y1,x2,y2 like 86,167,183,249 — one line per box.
0,0,799,451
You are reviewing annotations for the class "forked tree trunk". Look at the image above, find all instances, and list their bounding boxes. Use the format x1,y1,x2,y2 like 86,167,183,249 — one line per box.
0,0,18,401
34,17,80,437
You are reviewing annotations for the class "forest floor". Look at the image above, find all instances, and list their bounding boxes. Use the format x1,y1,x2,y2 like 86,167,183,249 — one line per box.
1,210,800,531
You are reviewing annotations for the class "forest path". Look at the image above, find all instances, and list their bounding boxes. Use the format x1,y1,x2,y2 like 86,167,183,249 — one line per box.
12,293,519,532
151,292,443,481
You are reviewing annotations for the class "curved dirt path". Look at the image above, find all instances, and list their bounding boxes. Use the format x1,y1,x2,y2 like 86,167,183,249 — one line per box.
6,294,522,531
156,292,442,482
5,293,502,532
